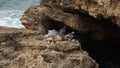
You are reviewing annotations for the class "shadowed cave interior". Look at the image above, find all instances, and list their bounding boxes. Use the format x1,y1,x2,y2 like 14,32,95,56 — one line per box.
42,12,120,68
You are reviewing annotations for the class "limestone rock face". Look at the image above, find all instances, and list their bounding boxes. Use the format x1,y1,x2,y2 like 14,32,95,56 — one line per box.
19,0,120,67
20,6,48,33
0,27,99,68
21,0,120,40
41,0,120,26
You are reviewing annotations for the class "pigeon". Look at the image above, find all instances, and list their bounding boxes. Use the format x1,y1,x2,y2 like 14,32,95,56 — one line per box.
64,31,75,40
45,29,59,37
59,26,66,36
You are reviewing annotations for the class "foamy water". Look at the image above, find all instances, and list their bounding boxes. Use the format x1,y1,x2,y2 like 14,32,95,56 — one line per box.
0,0,40,28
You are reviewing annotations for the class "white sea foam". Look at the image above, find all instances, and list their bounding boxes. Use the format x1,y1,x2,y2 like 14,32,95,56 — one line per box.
0,0,40,28
0,10,25,28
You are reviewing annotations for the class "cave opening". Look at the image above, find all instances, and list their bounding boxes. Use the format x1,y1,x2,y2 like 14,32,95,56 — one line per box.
62,8,120,67
77,16,120,68
76,17,120,68
43,13,120,68
42,17,77,34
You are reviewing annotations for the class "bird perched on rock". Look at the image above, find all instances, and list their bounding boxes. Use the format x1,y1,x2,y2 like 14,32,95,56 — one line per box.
45,29,59,37
59,26,66,36
64,31,75,40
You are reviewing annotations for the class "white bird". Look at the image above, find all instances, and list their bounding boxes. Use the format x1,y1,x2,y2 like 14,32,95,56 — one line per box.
64,31,75,40
45,29,59,37
59,26,66,36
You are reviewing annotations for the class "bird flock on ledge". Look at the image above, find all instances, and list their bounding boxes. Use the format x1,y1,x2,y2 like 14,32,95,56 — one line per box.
45,26,75,42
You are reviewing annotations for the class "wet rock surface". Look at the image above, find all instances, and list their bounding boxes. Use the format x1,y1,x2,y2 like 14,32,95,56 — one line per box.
0,27,98,68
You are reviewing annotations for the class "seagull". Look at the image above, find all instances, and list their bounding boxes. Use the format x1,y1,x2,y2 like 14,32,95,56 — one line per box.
59,26,66,36
64,31,75,40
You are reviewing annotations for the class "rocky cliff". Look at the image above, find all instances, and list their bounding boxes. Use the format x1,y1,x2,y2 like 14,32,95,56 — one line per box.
20,0,120,67
21,0,120,40
0,27,98,68
0,0,120,68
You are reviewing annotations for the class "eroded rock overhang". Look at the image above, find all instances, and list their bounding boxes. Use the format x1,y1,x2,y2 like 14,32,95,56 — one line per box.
21,0,120,40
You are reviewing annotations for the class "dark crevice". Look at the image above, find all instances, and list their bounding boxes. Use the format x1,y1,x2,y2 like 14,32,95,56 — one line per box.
74,14,120,68
43,7,120,67
78,16,120,68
